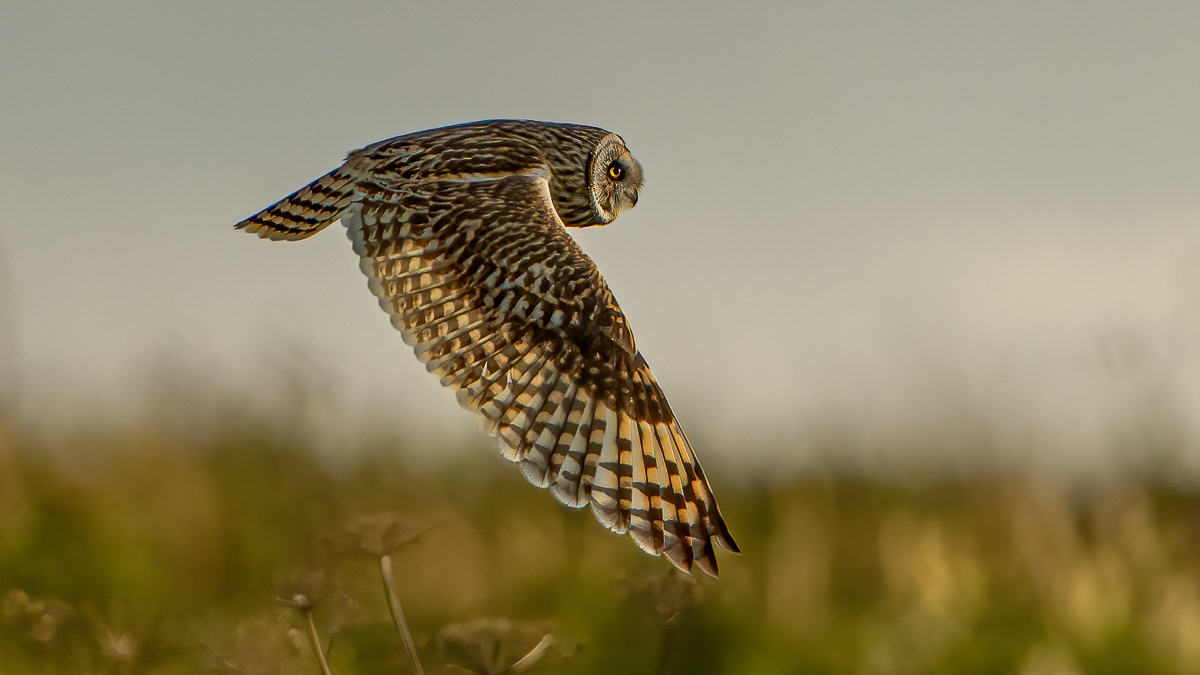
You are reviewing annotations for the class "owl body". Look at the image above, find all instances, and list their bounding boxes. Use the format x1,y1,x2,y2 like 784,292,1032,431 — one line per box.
237,120,737,576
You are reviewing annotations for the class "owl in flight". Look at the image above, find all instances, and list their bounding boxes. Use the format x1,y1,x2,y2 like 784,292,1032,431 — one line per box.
236,120,738,576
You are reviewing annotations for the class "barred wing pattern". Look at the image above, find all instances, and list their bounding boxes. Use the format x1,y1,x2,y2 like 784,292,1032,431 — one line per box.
238,164,361,242
341,172,737,576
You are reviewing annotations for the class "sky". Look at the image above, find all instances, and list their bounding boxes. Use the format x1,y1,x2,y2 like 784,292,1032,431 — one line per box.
1,1,1199,475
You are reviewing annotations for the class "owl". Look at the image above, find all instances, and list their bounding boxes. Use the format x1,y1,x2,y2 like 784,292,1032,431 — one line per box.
236,120,738,576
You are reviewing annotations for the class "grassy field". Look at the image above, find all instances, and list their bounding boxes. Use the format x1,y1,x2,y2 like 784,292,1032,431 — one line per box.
3,407,1200,675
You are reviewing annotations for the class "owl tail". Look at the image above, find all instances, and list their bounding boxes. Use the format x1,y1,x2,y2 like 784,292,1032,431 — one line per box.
234,165,359,241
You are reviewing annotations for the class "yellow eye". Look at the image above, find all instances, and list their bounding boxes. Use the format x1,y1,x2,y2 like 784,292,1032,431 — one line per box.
607,163,625,181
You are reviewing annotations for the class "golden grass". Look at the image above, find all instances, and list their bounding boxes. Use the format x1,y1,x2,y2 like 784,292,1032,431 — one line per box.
3,408,1200,674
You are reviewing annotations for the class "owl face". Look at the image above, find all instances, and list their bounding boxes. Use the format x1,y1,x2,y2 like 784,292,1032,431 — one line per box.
587,134,644,225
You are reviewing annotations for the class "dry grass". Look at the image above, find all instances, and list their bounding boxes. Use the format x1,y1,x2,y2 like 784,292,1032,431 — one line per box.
3,406,1200,674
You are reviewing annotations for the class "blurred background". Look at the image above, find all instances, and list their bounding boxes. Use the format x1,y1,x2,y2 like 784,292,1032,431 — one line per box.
2,1,1200,673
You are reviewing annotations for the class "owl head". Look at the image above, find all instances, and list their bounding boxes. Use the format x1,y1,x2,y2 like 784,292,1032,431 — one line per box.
585,134,644,225
534,124,644,228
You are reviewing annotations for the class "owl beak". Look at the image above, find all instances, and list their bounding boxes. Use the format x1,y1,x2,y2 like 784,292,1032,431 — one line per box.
629,192,639,207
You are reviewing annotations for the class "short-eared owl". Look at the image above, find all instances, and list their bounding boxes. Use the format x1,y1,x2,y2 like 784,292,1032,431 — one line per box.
236,120,738,576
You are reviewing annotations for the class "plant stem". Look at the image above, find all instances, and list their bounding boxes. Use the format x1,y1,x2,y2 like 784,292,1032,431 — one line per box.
302,607,334,675
380,553,424,675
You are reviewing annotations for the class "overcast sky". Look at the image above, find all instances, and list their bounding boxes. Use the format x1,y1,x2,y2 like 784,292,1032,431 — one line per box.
2,1,1198,474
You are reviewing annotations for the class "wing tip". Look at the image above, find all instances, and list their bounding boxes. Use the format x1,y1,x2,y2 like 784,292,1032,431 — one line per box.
712,510,741,555
233,215,322,242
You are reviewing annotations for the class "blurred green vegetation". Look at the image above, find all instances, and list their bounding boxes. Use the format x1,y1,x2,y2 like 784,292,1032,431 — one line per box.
3,406,1200,675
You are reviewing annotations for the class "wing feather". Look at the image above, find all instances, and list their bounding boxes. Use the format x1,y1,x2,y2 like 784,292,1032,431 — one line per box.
588,405,622,532
549,394,597,508
518,376,581,488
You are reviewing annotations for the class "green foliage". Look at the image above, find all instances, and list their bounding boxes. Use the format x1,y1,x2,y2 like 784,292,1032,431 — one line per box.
3,412,1200,674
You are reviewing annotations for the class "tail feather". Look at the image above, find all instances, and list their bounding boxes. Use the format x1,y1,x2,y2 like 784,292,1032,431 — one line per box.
235,166,359,241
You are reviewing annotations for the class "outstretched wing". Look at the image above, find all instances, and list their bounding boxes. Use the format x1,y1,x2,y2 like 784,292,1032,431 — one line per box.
344,170,739,576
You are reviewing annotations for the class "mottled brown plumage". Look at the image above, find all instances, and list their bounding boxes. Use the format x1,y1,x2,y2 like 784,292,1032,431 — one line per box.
236,120,738,576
